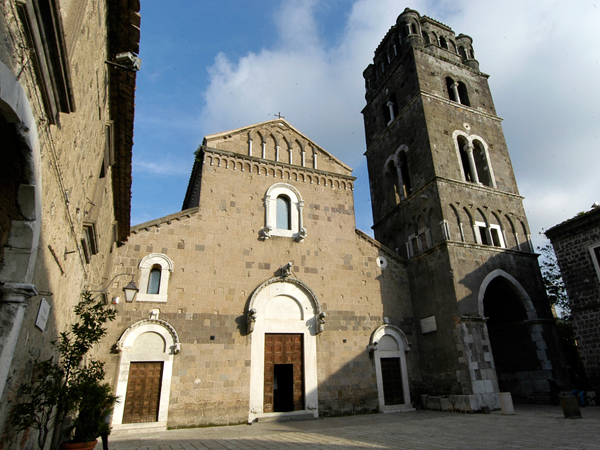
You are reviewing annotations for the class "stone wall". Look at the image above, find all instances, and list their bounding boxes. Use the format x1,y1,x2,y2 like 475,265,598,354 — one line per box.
547,207,600,393
0,1,137,446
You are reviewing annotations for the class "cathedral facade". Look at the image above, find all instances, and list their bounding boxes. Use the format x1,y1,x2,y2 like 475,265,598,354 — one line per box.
98,9,566,430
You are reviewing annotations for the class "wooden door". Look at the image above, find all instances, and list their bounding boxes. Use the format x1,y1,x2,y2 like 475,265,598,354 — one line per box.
264,334,304,412
122,361,163,423
381,357,404,405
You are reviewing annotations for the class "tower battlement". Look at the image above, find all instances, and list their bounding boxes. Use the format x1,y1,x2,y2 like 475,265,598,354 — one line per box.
364,8,479,98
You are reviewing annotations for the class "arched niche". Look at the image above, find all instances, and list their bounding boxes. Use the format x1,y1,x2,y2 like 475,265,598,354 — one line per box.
247,277,323,423
369,325,413,412
112,319,180,429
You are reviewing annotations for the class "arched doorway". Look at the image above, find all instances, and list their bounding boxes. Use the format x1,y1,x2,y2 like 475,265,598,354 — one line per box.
112,319,180,429
247,277,323,423
0,61,41,398
481,271,550,401
370,325,413,412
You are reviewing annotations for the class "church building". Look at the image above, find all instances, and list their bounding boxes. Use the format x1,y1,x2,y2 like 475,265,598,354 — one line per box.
98,9,566,430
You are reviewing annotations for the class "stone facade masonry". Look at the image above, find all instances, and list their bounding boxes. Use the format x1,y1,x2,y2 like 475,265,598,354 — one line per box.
100,119,418,428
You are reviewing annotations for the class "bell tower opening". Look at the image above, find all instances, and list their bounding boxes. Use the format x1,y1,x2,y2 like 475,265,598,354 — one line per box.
483,277,541,400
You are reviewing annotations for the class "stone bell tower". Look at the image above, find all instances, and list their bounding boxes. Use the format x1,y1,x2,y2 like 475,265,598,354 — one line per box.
362,9,566,408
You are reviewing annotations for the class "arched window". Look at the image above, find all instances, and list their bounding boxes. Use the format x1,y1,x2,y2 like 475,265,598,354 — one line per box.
446,78,470,106
261,183,306,241
137,253,174,303
472,140,491,186
453,132,496,188
439,36,448,49
147,265,162,295
398,151,411,198
422,31,431,45
383,145,411,206
457,82,470,106
446,77,458,102
276,195,291,230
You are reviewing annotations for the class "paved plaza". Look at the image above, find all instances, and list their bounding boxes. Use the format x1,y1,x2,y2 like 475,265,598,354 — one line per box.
101,404,600,450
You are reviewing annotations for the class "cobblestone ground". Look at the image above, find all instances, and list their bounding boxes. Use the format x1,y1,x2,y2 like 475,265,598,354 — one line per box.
100,405,600,450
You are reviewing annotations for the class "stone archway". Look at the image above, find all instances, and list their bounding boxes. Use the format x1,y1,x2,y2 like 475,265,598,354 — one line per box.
479,270,552,401
112,319,180,429
247,277,323,423
0,61,42,398
370,325,413,412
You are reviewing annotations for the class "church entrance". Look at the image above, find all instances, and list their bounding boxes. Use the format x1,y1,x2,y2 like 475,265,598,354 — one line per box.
122,362,163,423
264,334,304,412
381,357,404,405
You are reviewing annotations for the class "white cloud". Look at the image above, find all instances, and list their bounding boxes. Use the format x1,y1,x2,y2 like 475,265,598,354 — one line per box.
193,0,600,238
133,160,190,176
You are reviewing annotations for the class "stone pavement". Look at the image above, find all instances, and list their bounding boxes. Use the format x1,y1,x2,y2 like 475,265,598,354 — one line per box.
100,405,600,450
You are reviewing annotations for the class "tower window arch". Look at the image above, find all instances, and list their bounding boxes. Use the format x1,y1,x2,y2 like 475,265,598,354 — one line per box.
137,253,174,303
422,31,431,45
261,183,306,241
446,77,470,106
453,131,497,188
439,36,448,49
457,82,470,106
383,145,412,207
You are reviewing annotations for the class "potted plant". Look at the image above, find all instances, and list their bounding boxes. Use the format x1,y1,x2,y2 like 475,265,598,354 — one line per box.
11,292,116,450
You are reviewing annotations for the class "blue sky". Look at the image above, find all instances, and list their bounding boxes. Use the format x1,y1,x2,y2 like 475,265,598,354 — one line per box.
131,0,600,247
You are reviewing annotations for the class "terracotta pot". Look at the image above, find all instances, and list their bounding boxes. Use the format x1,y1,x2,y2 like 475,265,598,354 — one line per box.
60,440,98,450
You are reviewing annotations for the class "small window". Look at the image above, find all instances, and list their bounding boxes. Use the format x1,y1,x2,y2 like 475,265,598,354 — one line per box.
475,222,505,248
490,228,502,247
439,36,448,49
81,222,98,264
422,31,431,45
457,82,470,106
276,195,291,230
137,253,174,303
147,265,162,295
477,225,490,246
261,183,306,241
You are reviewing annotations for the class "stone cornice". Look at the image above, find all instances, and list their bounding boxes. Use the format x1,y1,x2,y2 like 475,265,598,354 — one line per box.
130,207,199,234
203,147,356,188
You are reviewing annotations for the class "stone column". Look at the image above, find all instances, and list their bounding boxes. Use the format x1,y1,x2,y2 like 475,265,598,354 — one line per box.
387,101,396,123
440,220,450,240
0,283,38,398
248,138,253,157
451,82,461,104
464,141,480,184
261,142,266,159
395,163,406,201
